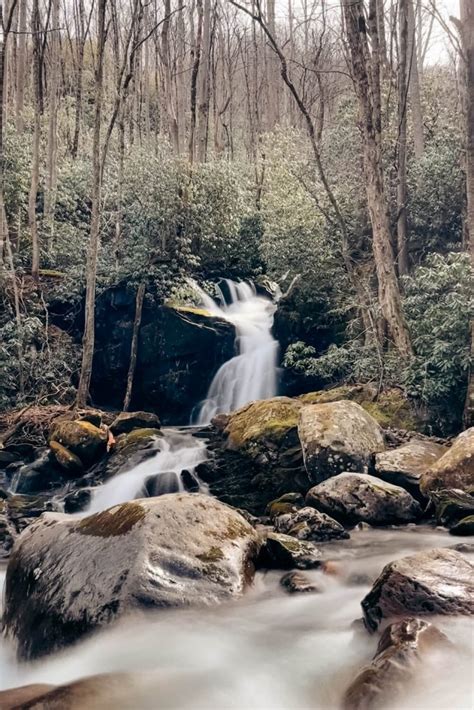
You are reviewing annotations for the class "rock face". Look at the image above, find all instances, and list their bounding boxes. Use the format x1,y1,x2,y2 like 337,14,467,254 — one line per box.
3,494,260,660
306,473,421,526
361,548,474,632
298,401,385,484
342,618,449,710
206,398,310,515
420,427,474,495
91,287,235,422
375,440,447,498
274,506,349,542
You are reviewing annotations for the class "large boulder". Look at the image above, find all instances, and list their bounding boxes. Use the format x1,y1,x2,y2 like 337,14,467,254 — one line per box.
90,287,235,422
206,398,310,515
342,618,449,709
110,411,161,436
50,420,108,465
306,472,421,526
298,401,385,484
420,427,474,495
375,439,447,498
361,548,474,632
3,493,260,660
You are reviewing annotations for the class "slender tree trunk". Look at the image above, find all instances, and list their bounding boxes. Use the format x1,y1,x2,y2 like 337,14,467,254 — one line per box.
76,0,107,407
29,0,42,282
123,281,146,411
162,0,180,152
189,0,203,163
343,0,413,357
407,0,424,159
45,0,60,249
460,0,474,425
71,0,86,159
196,0,211,161
397,0,409,276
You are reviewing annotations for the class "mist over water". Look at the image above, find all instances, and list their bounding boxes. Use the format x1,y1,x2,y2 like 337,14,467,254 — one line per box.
192,279,279,424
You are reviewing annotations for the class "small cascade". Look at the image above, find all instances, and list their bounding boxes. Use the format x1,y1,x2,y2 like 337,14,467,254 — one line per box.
86,429,208,514
192,279,279,423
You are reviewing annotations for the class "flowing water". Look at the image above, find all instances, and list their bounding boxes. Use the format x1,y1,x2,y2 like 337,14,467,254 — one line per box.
191,280,279,424
0,528,472,708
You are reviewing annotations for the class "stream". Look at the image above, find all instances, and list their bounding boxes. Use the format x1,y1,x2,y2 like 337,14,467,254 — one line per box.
0,527,472,708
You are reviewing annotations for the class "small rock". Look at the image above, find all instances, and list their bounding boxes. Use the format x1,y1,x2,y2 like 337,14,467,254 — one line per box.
62,488,92,514
257,531,322,570
342,617,449,709
449,515,474,536
50,440,84,474
266,492,304,519
450,542,474,553
280,571,321,594
306,473,421,526
274,506,349,542
110,411,161,436
361,548,474,632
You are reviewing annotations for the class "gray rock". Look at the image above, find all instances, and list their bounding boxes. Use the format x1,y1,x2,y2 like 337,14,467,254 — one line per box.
110,411,161,436
274,506,349,542
3,493,260,660
257,531,322,570
361,548,474,632
298,401,385,484
306,472,421,526
420,427,474,495
280,571,321,594
375,439,447,498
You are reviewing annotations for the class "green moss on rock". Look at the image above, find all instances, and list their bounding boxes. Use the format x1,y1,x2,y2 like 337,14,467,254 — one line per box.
77,503,145,537
224,397,302,450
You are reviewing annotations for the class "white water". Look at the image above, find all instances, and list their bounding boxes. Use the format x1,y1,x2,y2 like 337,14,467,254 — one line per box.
1,528,472,708
192,280,279,424
86,429,208,514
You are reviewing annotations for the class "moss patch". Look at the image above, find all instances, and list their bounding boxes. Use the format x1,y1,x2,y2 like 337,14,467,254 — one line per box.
170,304,213,318
115,428,162,452
77,503,145,537
225,397,302,449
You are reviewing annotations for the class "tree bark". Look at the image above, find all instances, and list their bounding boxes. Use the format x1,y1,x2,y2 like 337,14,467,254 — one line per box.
407,0,424,159
343,0,413,357
397,0,409,276
45,0,60,249
123,281,146,411
14,0,26,133
76,0,107,407
29,0,42,282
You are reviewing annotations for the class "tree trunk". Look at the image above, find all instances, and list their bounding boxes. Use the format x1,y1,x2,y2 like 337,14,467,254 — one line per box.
196,0,211,162
29,0,42,282
45,0,60,249
76,0,107,408
343,0,413,358
189,0,203,163
397,0,409,276
460,0,474,426
14,0,26,133
123,281,146,411
407,0,424,159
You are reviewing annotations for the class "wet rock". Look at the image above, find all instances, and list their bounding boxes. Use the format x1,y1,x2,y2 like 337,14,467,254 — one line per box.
50,420,108,466
181,469,200,492
50,440,84,474
110,411,161,436
224,397,302,453
12,450,62,494
298,401,385,484
87,429,162,484
0,450,20,466
450,542,474,553
361,548,474,632
3,493,261,660
63,488,92,514
144,472,180,496
257,531,322,570
274,506,349,542
306,473,421,526
0,501,15,558
420,427,474,495
375,440,447,499
6,494,54,533
449,515,474,536
266,492,304,519
430,489,474,527
342,617,450,709
280,571,321,594
0,683,56,709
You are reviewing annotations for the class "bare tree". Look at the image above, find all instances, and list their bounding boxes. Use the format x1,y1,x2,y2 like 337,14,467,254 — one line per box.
397,0,409,276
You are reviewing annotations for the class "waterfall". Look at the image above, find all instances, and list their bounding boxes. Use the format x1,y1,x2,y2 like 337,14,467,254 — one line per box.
192,279,279,424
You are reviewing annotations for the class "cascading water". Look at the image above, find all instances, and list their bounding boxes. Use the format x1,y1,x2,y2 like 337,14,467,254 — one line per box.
192,279,279,424
86,429,208,514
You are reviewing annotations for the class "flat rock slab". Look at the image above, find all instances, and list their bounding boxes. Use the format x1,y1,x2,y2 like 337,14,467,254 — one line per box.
3,493,260,660
361,548,474,632
375,439,447,497
306,472,421,526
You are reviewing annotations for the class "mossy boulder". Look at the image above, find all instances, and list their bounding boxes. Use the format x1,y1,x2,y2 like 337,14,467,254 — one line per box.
50,420,108,465
298,400,385,483
420,427,474,495
361,548,474,632
50,441,83,474
110,411,161,436
449,515,474,536
430,489,474,527
3,494,261,661
306,473,421,526
224,397,302,453
257,531,322,570
375,439,447,499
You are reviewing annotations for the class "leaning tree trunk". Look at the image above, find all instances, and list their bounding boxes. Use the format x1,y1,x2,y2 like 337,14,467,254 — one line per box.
76,0,107,408
397,0,409,276
123,281,146,411
343,0,413,358
28,0,42,282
